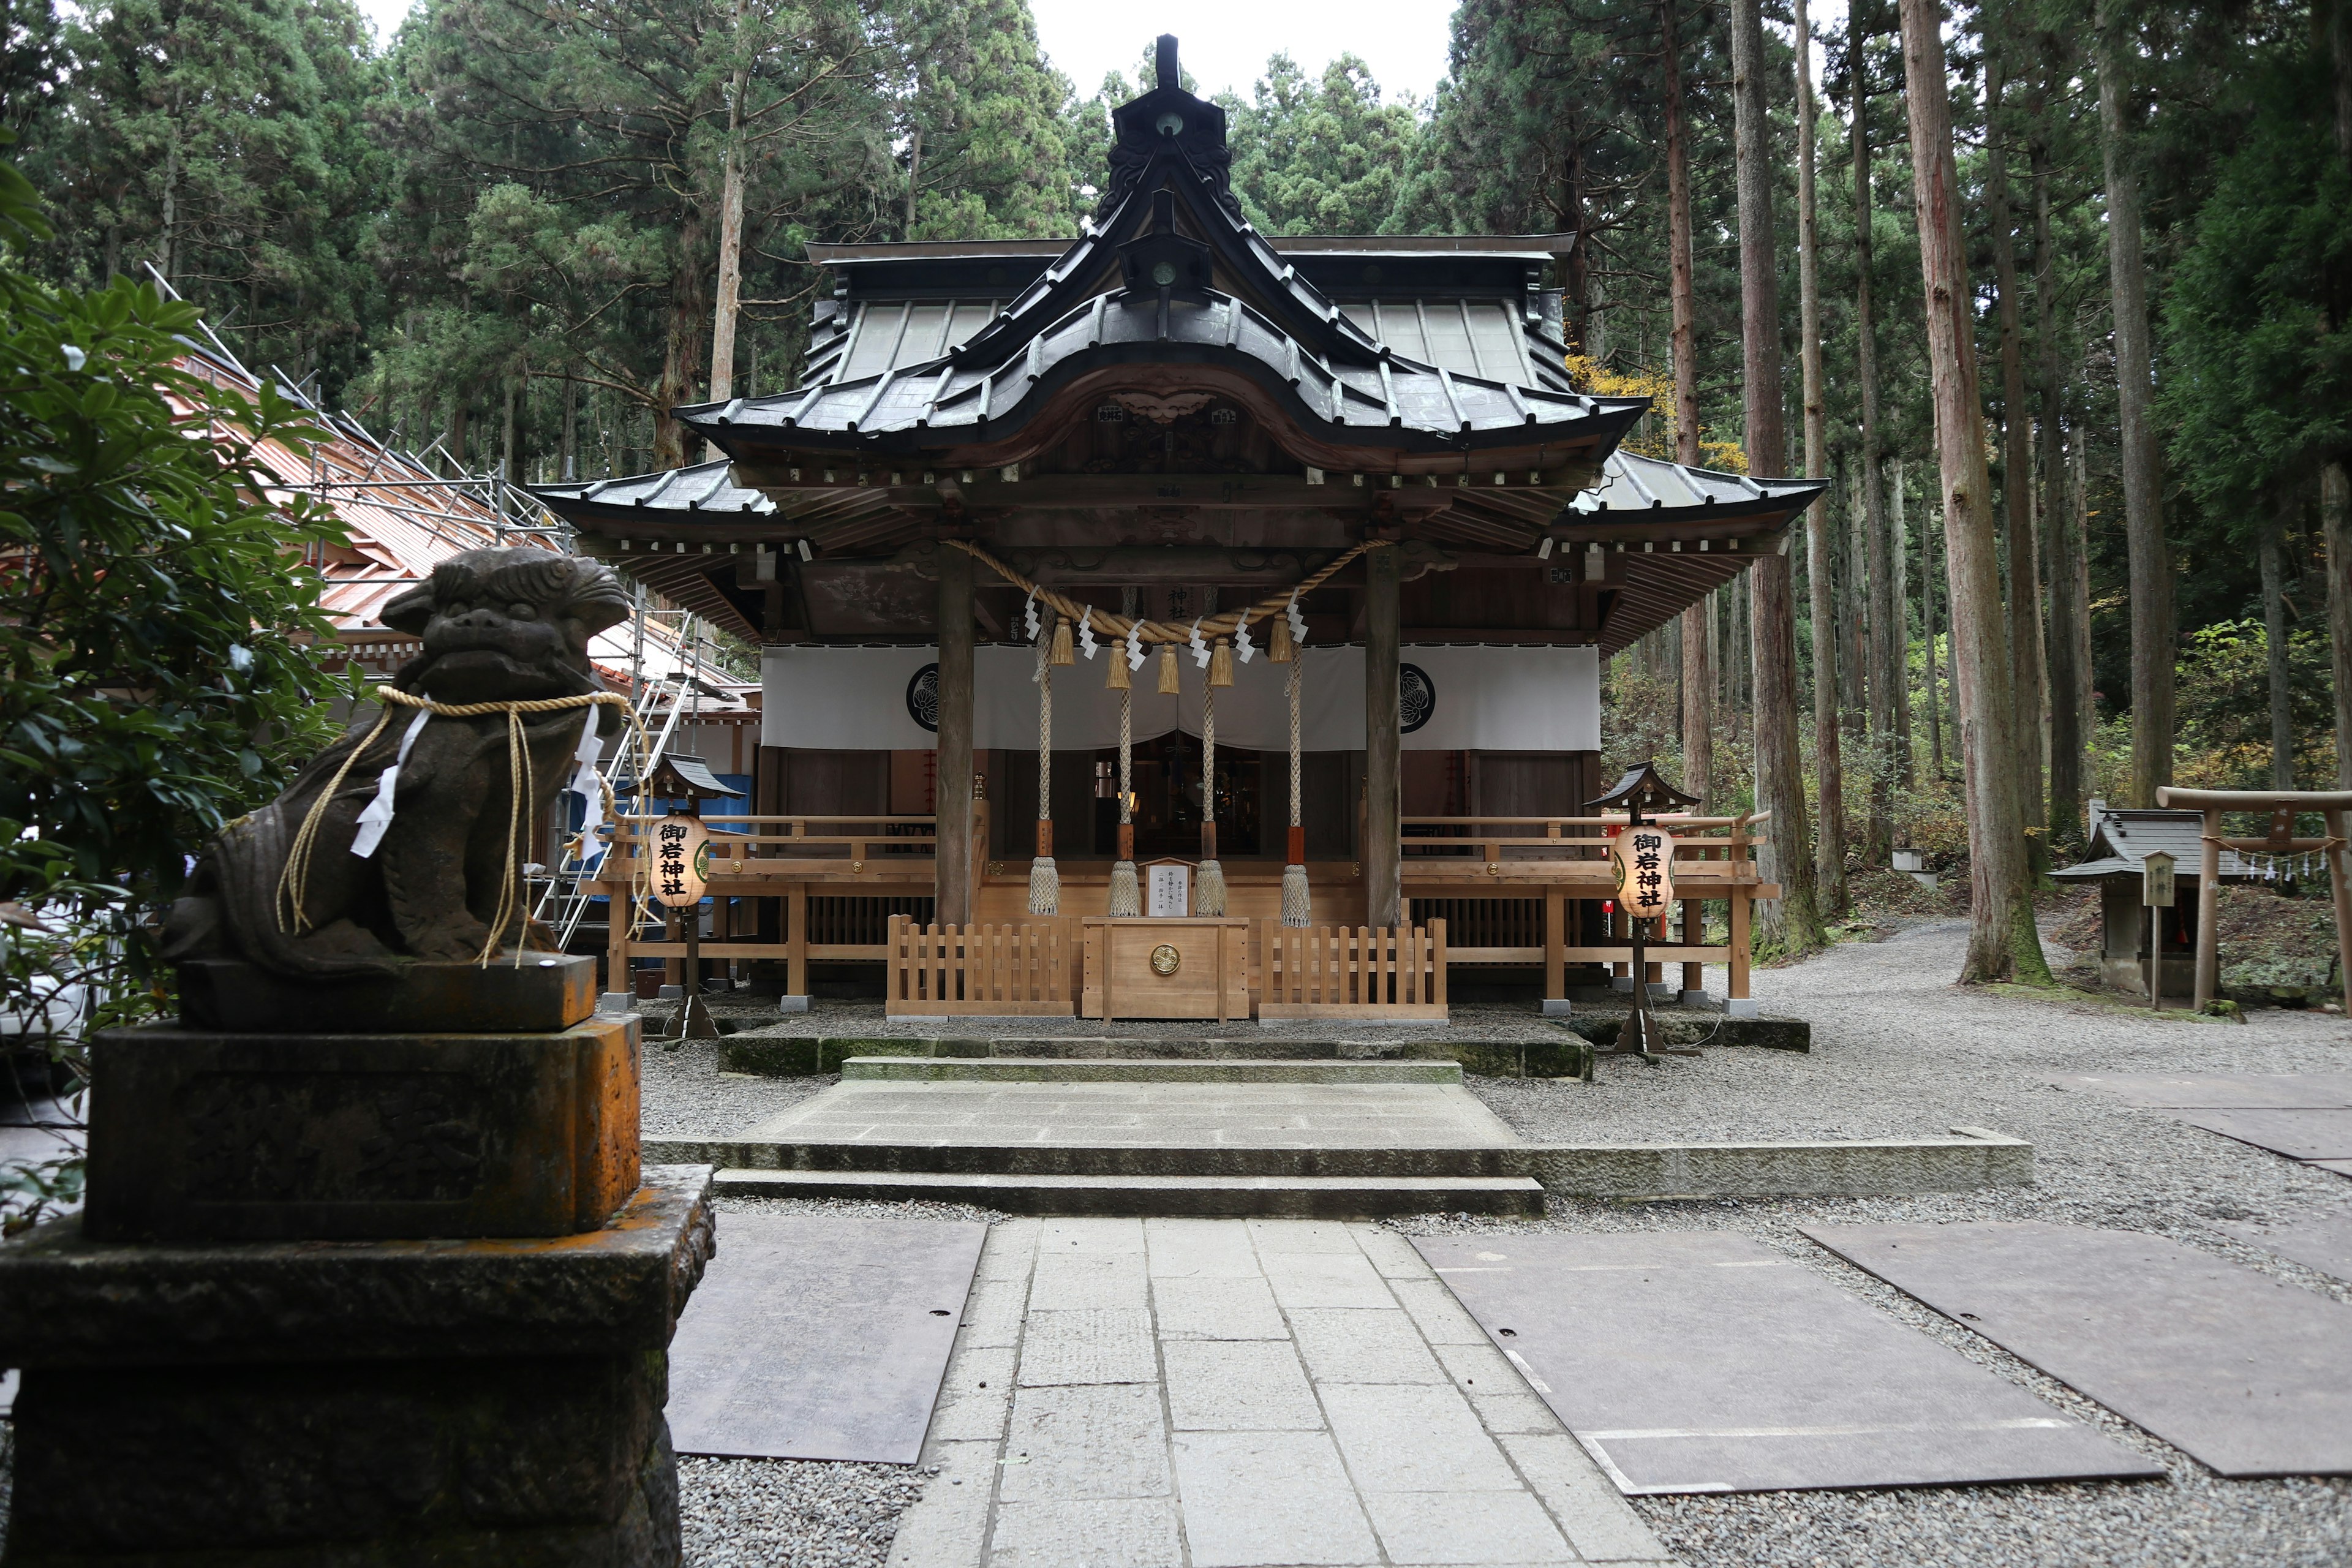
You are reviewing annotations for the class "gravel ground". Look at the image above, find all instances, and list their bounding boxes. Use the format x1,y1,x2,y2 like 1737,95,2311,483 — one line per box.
1417,916,2352,1567
679,1454,929,1568
639,1026,831,1137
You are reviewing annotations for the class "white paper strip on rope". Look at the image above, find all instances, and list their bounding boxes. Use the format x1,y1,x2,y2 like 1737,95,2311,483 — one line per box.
760,644,1598,753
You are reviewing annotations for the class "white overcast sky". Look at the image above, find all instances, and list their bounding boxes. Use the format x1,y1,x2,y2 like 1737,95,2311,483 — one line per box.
356,0,1842,121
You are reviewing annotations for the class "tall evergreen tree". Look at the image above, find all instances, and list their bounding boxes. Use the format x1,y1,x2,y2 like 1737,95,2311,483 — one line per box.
21,0,390,398
1226,53,1416,235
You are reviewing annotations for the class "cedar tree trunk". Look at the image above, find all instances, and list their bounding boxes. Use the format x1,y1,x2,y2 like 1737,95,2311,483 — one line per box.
1984,42,2049,864
1899,0,2051,984
1733,0,1823,954
2095,0,2174,805
1796,0,1846,914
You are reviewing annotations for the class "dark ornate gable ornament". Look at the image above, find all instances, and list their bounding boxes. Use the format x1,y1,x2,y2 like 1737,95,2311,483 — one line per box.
1100,34,1237,219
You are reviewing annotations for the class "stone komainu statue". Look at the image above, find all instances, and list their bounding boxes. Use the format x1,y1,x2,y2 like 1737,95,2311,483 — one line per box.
166,548,633,979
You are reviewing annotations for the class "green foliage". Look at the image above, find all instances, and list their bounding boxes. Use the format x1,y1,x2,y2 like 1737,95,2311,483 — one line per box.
0,140,345,1068
18,0,392,403
894,0,1085,241
2170,619,2338,789
1226,55,1417,236
2158,48,2352,511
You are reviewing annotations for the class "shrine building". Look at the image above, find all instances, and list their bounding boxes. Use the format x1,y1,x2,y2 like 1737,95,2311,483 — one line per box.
533,36,1822,1013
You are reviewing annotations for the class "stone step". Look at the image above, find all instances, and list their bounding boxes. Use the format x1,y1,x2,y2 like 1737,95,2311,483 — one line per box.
649,1137,1527,1180
707,1166,1547,1218
719,1034,1593,1079
836,1055,1462,1085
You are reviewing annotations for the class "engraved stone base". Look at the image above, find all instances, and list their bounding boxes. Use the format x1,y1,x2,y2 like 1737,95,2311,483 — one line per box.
85,1016,642,1242
0,1169,714,1568
176,954,597,1034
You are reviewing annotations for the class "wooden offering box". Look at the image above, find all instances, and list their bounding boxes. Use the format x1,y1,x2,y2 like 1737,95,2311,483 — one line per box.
1082,918,1251,1021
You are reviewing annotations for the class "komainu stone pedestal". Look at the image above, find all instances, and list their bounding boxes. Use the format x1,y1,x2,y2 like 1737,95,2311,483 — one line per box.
0,1167,715,1568
84,1014,641,1242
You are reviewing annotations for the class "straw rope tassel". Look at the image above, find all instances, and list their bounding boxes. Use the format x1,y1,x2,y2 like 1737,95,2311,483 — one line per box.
1196,684,1226,915
1281,654,1310,926
1109,648,1140,917
1028,629,1058,914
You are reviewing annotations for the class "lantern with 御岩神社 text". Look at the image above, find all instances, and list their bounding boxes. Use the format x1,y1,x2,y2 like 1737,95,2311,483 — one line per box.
1612,824,1678,920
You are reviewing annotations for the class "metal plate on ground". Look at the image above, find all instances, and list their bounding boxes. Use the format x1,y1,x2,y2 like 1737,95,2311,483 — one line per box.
2049,1072,2352,1108
1806,1221,2352,1479
2223,1215,2352,1283
1411,1231,2155,1495
666,1213,987,1463
2158,1107,2352,1161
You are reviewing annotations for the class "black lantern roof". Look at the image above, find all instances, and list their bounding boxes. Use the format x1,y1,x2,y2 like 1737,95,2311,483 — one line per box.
1588,761,1702,815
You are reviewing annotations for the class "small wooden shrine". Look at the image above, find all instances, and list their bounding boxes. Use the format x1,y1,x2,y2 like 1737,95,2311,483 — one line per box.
533,36,1821,1019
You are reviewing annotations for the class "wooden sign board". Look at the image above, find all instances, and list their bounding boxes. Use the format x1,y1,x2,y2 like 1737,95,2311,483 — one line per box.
2142,850,2176,909
1147,862,1192,918
652,816,711,909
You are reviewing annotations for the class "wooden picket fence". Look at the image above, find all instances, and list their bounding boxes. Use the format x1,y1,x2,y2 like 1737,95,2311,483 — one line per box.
885,917,1076,1017
1258,920,1448,1020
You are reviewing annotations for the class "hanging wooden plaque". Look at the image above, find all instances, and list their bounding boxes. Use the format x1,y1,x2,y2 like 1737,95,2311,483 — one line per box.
1611,824,1678,919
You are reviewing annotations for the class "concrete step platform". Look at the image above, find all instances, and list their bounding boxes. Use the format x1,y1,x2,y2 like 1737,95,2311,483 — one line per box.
837,1055,1463,1085
707,1166,1548,1218
655,1137,1527,1178
647,1126,2035,1200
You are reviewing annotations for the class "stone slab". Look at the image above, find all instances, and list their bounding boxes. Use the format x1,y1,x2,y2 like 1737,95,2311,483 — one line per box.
2313,1159,2352,1177
666,1212,984,1463
84,1016,643,1242
1806,1219,2352,1479
2049,1072,2352,1108
739,1079,1526,1150
176,954,596,1034
839,1056,1464,1085
2223,1214,2352,1282
0,1166,715,1368
2158,1107,2352,1161
707,1167,1545,1218
1414,1229,2159,1494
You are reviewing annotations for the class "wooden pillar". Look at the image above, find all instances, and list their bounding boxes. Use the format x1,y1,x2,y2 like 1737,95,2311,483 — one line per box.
605,877,630,994
786,883,809,999
2193,805,2222,1009
1365,545,1401,929
2327,809,2352,1014
935,545,975,925
1544,889,1566,1001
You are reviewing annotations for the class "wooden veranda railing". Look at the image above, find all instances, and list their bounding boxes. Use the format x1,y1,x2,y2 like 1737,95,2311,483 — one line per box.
594,808,977,993
1400,812,1777,1003
589,805,1773,1005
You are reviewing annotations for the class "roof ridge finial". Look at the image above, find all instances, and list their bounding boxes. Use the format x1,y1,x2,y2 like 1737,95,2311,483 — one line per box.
1155,34,1179,91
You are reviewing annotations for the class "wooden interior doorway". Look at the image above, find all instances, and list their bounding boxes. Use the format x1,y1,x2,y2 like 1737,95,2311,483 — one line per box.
1092,733,1264,861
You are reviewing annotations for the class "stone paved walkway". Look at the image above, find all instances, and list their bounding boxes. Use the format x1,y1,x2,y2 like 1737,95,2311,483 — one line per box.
885,1216,1676,1567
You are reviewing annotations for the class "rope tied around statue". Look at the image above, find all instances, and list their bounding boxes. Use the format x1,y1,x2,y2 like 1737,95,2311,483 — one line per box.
275,685,649,967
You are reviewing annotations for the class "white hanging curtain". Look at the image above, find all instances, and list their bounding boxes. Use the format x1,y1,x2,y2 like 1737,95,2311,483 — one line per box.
760,645,1599,753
